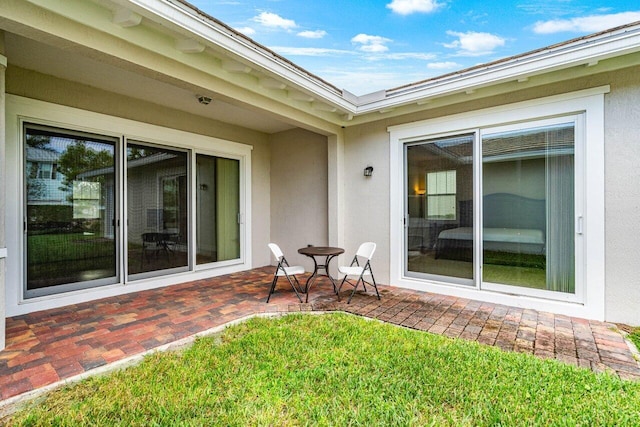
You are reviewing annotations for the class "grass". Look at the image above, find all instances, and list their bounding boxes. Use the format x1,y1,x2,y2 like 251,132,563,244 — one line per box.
7,313,640,426
628,328,640,354
27,233,114,265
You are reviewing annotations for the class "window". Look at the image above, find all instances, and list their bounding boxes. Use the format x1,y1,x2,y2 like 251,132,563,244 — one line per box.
24,124,118,297
391,87,611,316
426,170,456,220
405,134,474,282
12,95,251,304
196,154,240,265
126,142,189,278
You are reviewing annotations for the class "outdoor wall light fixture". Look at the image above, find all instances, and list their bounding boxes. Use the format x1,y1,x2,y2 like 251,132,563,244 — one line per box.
197,95,212,105
364,166,374,177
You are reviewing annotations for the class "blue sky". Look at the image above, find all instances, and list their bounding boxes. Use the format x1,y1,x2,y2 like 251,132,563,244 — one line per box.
189,0,640,95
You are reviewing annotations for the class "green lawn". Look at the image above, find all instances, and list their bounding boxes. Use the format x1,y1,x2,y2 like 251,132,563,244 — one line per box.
7,313,640,426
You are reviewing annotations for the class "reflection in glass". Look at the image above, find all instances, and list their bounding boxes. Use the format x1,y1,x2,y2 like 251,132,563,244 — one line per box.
482,123,575,293
196,154,240,264
25,126,117,294
126,143,188,276
406,134,474,281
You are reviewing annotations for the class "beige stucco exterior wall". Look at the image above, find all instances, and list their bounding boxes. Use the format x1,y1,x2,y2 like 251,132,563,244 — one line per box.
5,65,273,268
603,69,640,325
269,128,328,271
341,126,391,281
344,67,640,324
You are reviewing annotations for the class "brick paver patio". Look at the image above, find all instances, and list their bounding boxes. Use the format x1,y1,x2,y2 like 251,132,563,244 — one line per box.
1,266,639,407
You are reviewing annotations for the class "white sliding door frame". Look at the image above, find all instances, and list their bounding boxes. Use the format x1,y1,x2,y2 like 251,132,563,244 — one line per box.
389,86,607,320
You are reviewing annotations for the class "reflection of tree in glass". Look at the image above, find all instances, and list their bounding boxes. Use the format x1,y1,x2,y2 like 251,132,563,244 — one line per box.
26,133,51,149
57,141,113,202
127,146,148,160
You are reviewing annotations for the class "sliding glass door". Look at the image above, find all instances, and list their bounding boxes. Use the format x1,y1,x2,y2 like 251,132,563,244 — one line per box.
126,142,189,278
481,120,576,296
21,113,248,300
195,154,240,265
405,134,474,283
24,125,118,297
404,117,580,299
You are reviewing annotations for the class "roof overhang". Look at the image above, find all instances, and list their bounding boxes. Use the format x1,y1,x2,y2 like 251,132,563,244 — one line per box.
5,0,640,130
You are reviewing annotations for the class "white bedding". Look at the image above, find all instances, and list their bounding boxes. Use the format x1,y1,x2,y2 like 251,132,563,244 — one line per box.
437,227,545,245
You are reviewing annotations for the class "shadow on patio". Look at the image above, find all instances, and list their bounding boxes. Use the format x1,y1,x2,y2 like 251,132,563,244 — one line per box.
1,266,639,405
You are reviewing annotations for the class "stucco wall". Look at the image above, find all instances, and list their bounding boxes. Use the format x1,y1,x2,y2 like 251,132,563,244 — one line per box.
269,128,328,271
604,71,640,325
344,67,640,324
342,126,391,282
6,65,273,268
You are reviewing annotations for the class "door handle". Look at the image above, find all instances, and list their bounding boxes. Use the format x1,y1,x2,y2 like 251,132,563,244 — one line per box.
576,215,583,235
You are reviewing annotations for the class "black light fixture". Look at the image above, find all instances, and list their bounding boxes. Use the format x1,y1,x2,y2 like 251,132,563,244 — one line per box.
364,166,374,177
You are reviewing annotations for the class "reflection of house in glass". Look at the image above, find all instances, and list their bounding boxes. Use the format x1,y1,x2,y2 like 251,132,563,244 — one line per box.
26,146,67,206
125,146,189,276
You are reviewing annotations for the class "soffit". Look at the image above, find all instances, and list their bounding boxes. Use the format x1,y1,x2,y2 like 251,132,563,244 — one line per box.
5,33,296,134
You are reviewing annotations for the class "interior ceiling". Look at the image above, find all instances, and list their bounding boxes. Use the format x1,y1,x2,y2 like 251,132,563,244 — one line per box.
5,33,297,134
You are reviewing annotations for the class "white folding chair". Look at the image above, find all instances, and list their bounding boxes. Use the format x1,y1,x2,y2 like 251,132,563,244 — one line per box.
267,243,304,303
337,242,380,304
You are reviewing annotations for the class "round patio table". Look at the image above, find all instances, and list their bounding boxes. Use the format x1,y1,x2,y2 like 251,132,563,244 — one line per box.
298,246,345,303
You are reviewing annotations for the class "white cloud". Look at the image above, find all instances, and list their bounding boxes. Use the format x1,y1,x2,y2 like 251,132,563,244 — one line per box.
351,33,392,53
532,11,640,34
270,46,353,56
315,68,417,94
235,26,256,36
386,0,442,15
385,52,437,60
444,31,505,56
252,12,297,30
297,30,327,39
427,61,461,70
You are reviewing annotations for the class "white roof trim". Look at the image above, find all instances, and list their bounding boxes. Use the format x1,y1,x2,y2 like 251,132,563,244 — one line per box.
30,0,640,119
358,24,640,114
120,0,354,110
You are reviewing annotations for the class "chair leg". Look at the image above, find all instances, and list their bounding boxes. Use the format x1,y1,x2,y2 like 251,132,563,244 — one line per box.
337,276,350,302
369,270,381,300
347,276,364,304
266,275,279,303
293,276,303,294
285,275,303,303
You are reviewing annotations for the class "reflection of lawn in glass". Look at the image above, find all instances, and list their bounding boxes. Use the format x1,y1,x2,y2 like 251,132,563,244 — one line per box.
483,250,546,290
27,233,115,288
408,250,546,289
482,264,546,289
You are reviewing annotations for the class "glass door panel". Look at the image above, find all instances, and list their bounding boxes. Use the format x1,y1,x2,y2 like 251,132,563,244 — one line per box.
405,134,474,282
126,142,189,277
481,122,575,294
24,125,118,297
196,154,240,265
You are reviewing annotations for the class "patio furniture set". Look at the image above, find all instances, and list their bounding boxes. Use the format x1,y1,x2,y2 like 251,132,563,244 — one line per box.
267,242,380,304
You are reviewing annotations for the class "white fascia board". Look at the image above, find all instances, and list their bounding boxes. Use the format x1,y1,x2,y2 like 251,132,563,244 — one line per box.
357,25,640,114
117,0,356,112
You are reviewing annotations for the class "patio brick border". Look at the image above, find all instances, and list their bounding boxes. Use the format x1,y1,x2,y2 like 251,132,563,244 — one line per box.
1,267,639,417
